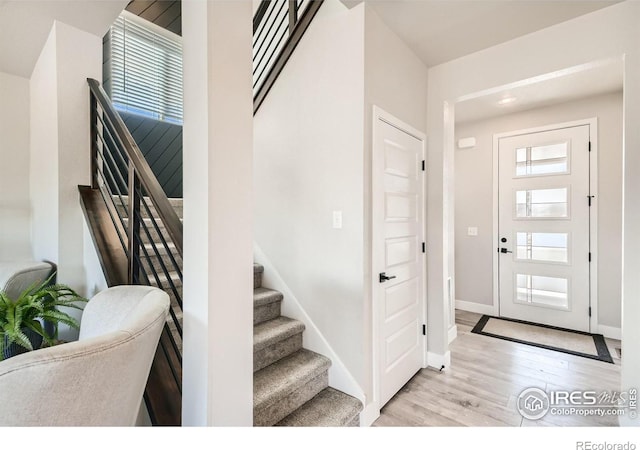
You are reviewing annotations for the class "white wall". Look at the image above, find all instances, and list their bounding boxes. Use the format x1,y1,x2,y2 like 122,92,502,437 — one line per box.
30,27,59,264
0,71,32,261
182,0,254,426
426,1,640,425
254,0,366,387
363,4,428,412
30,21,102,339
455,92,623,330
254,1,428,420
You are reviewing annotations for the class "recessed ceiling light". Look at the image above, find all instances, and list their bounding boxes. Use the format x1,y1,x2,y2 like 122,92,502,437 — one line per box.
498,97,517,105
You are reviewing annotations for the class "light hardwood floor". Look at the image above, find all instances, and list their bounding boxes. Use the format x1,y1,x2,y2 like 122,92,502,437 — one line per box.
373,310,622,427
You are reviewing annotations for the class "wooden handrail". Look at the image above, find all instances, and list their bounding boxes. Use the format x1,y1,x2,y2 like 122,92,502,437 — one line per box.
87,78,183,257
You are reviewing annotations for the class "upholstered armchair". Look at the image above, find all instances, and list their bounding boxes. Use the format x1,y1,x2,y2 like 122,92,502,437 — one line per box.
0,261,54,298
0,285,169,426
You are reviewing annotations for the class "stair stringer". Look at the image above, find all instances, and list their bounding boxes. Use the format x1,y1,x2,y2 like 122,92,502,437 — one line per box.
253,243,366,410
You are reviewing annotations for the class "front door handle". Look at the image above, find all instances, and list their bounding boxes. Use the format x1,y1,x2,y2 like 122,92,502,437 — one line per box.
500,248,513,254
379,272,397,283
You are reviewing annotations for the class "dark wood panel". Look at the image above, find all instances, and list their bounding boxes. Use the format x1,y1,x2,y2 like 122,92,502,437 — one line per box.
126,0,181,36
78,186,128,287
139,1,173,23
121,112,183,198
144,327,182,426
166,16,181,36
154,2,181,32
125,0,155,16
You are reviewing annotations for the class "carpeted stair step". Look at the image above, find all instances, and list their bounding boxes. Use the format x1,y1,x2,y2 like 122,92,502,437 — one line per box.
254,287,282,325
254,263,264,289
113,196,183,219
275,387,363,427
141,242,183,273
253,349,331,427
148,270,182,289
254,317,305,372
122,217,183,243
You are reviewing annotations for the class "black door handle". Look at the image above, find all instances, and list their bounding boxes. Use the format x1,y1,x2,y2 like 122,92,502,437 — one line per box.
379,272,397,283
500,248,513,254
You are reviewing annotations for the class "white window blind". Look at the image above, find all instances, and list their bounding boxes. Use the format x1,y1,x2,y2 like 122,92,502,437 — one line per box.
108,13,183,124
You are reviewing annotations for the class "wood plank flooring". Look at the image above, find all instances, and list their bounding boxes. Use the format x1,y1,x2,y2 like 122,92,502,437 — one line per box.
374,310,622,427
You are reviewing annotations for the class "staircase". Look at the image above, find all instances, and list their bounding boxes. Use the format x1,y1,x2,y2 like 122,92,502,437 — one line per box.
103,193,363,426
81,0,348,425
252,264,363,426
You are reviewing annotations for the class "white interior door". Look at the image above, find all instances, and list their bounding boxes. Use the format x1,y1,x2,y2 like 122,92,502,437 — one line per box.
498,124,591,332
373,109,425,408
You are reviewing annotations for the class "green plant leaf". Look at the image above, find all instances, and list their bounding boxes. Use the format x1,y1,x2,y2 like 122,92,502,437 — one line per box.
39,310,80,330
0,272,86,357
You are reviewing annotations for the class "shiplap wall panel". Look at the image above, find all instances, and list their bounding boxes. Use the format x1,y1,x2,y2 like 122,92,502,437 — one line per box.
125,0,182,36
121,111,183,198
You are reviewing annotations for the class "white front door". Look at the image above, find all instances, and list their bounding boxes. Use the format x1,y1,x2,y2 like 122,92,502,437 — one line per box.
373,108,425,408
498,124,592,332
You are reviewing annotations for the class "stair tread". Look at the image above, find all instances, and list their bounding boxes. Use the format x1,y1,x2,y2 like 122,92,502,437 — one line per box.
254,287,283,306
275,387,363,427
123,217,184,225
142,241,179,257
148,270,182,286
254,349,330,411
254,317,305,352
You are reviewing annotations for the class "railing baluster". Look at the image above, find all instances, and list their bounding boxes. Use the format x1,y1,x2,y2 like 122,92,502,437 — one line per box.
127,166,142,284
90,95,99,189
288,0,297,34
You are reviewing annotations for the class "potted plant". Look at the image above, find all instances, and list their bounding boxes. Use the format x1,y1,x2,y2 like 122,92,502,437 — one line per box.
0,274,88,360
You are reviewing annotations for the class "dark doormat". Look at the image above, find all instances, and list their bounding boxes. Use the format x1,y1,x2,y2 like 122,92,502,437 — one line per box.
471,315,613,364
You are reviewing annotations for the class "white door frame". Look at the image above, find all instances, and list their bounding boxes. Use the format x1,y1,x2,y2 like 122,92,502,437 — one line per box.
371,106,427,413
492,118,598,332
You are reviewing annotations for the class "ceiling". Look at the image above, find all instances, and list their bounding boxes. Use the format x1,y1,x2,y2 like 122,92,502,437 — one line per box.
364,1,623,124
368,1,620,68
0,0,128,78
455,58,624,124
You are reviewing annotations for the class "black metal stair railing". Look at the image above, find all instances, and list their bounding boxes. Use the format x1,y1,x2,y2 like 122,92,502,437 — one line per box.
87,78,183,425
81,1,325,425
253,0,324,113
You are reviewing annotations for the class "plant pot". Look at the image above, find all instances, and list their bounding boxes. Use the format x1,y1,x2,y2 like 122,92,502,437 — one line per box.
2,328,43,360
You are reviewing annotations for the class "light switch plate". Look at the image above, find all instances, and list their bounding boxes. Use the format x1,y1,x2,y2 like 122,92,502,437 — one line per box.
468,227,478,236
333,211,343,229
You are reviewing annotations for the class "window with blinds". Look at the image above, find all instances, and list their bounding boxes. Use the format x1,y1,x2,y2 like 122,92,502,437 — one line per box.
107,12,183,124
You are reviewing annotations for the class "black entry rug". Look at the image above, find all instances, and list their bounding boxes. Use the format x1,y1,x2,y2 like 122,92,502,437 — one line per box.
471,315,613,364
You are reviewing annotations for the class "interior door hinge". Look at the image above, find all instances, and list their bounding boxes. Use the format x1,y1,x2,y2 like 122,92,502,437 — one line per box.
421,160,425,171
422,242,426,253
588,141,592,152
588,252,592,262
589,307,592,317
422,324,426,335
588,195,594,207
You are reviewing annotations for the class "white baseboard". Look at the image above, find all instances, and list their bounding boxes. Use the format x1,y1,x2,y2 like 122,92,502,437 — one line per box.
359,401,380,427
448,324,458,343
598,324,621,340
427,351,451,371
253,244,366,404
455,299,496,316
